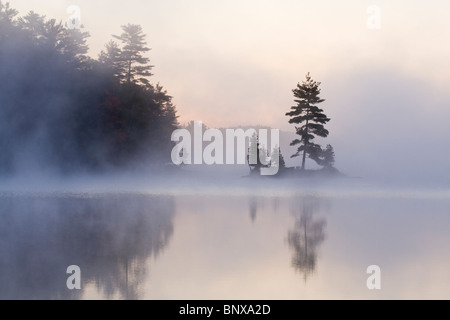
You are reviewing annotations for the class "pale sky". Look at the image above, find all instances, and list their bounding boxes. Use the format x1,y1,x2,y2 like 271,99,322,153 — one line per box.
8,0,450,182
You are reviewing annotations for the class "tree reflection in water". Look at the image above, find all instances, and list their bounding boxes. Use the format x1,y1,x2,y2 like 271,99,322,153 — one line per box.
288,196,327,282
0,194,175,299
249,196,258,223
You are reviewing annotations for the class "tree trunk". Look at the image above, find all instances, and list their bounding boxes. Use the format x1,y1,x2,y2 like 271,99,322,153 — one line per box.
301,118,309,170
127,59,132,85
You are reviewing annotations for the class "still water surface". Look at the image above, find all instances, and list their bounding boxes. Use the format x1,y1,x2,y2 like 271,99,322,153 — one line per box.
1,192,449,299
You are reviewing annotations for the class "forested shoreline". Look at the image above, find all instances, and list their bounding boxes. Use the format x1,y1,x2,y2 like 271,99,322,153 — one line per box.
0,2,179,175
0,2,341,179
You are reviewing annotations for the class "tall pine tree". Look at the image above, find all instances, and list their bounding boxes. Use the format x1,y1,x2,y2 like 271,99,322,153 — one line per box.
0,1,18,37
286,73,330,170
99,40,124,78
113,24,153,86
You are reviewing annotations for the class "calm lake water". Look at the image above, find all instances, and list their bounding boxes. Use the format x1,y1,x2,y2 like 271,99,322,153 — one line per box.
1,190,450,299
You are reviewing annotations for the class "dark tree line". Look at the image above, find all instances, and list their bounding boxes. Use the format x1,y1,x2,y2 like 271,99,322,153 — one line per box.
0,2,179,174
